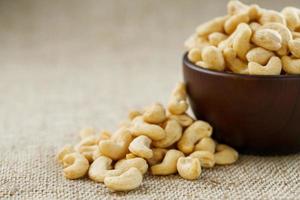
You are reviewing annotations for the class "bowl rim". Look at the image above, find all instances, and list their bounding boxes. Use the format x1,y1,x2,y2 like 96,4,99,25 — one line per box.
183,52,300,80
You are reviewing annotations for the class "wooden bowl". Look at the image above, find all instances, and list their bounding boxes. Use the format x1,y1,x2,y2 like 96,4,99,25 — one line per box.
183,53,300,155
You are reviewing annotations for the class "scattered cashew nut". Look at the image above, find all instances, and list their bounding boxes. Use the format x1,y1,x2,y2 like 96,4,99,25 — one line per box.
194,137,216,154
115,157,148,175
177,157,201,180
167,82,188,115
129,135,153,159
143,103,166,124
146,148,168,166
189,150,215,168
63,152,89,179
214,144,239,165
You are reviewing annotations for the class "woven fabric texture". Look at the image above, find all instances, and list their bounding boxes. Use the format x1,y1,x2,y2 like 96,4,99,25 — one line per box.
0,0,300,199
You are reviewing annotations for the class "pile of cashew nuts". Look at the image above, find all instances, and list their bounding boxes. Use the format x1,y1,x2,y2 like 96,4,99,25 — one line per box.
56,83,238,192
186,0,300,75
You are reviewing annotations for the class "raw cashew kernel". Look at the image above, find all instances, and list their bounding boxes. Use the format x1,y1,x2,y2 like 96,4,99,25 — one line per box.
177,157,201,180
201,45,225,71
146,148,167,166
129,135,153,159
208,32,228,46
194,137,216,154
152,119,182,148
115,157,148,175
282,56,300,74
77,145,99,162
282,7,300,31
189,150,215,168
214,144,239,165
225,12,249,34
99,128,133,160
196,16,228,36
288,39,300,58
227,1,261,21
232,23,252,61
56,144,74,164
177,121,213,154
92,146,103,161
246,47,275,65
62,152,89,179
168,113,194,127
223,47,248,74
88,156,122,183
167,82,188,115
188,48,202,63
104,167,143,192
79,127,96,139
251,28,282,51
259,9,286,25
143,103,166,124
249,56,282,75
130,116,166,140
151,149,184,175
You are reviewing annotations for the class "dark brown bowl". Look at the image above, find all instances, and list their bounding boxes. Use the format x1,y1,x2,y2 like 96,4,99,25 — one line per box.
183,53,300,155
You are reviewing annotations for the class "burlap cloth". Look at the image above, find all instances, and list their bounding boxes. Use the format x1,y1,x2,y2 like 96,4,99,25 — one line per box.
0,0,300,199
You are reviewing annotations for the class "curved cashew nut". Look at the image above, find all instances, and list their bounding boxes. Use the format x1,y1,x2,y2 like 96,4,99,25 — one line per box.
208,32,228,46
168,113,194,127
143,103,166,124
104,167,143,192
92,146,103,161
227,1,261,21
189,150,215,168
130,116,166,140
177,157,201,180
151,149,184,175
201,46,225,71
223,47,248,74
56,144,74,164
62,152,89,179
251,28,282,51
167,82,188,115
77,145,99,162
196,16,228,36
115,157,148,175
249,56,282,75
128,135,153,159
146,148,168,166
187,48,202,63
288,39,300,58
225,12,249,34
177,121,213,154
99,128,133,160
246,47,275,65
259,9,286,25
232,23,252,61
194,137,216,154
214,144,239,165
88,156,122,183
79,127,96,139
152,119,182,148
282,56,300,74
262,23,293,56
282,7,300,31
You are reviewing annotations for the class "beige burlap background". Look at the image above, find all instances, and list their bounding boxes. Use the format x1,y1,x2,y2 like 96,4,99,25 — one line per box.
0,0,300,199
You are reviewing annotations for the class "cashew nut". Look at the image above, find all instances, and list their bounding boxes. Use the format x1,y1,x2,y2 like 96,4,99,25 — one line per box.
143,103,166,124
251,28,282,51
125,153,137,159
167,82,188,115
92,146,103,161
232,23,252,60
88,156,122,183
115,157,148,175
77,145,99,162
249,56,282,75
56,144,74,164
168,113,194,127
152,119,182,148
146,148,167,166
259,9,286,25
177,121,213,154
130,116,166,140
227,1,261,21
129,135,153,159
189,150,215,168
288,39,300,58
196,16,228,36
194,137,216,154
177,157,201,180
246,47,275,65
281,7,300,31
214,144,239,165
225,12,250,34
223,47,249,74
104,167,143,192
282,56,300,74
262,23,293,56
99,128,132,160
208,32,228,46
62,152,89,179
201,45,225,71
151,149,184,175
187,48,202,63
79,127,96,139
